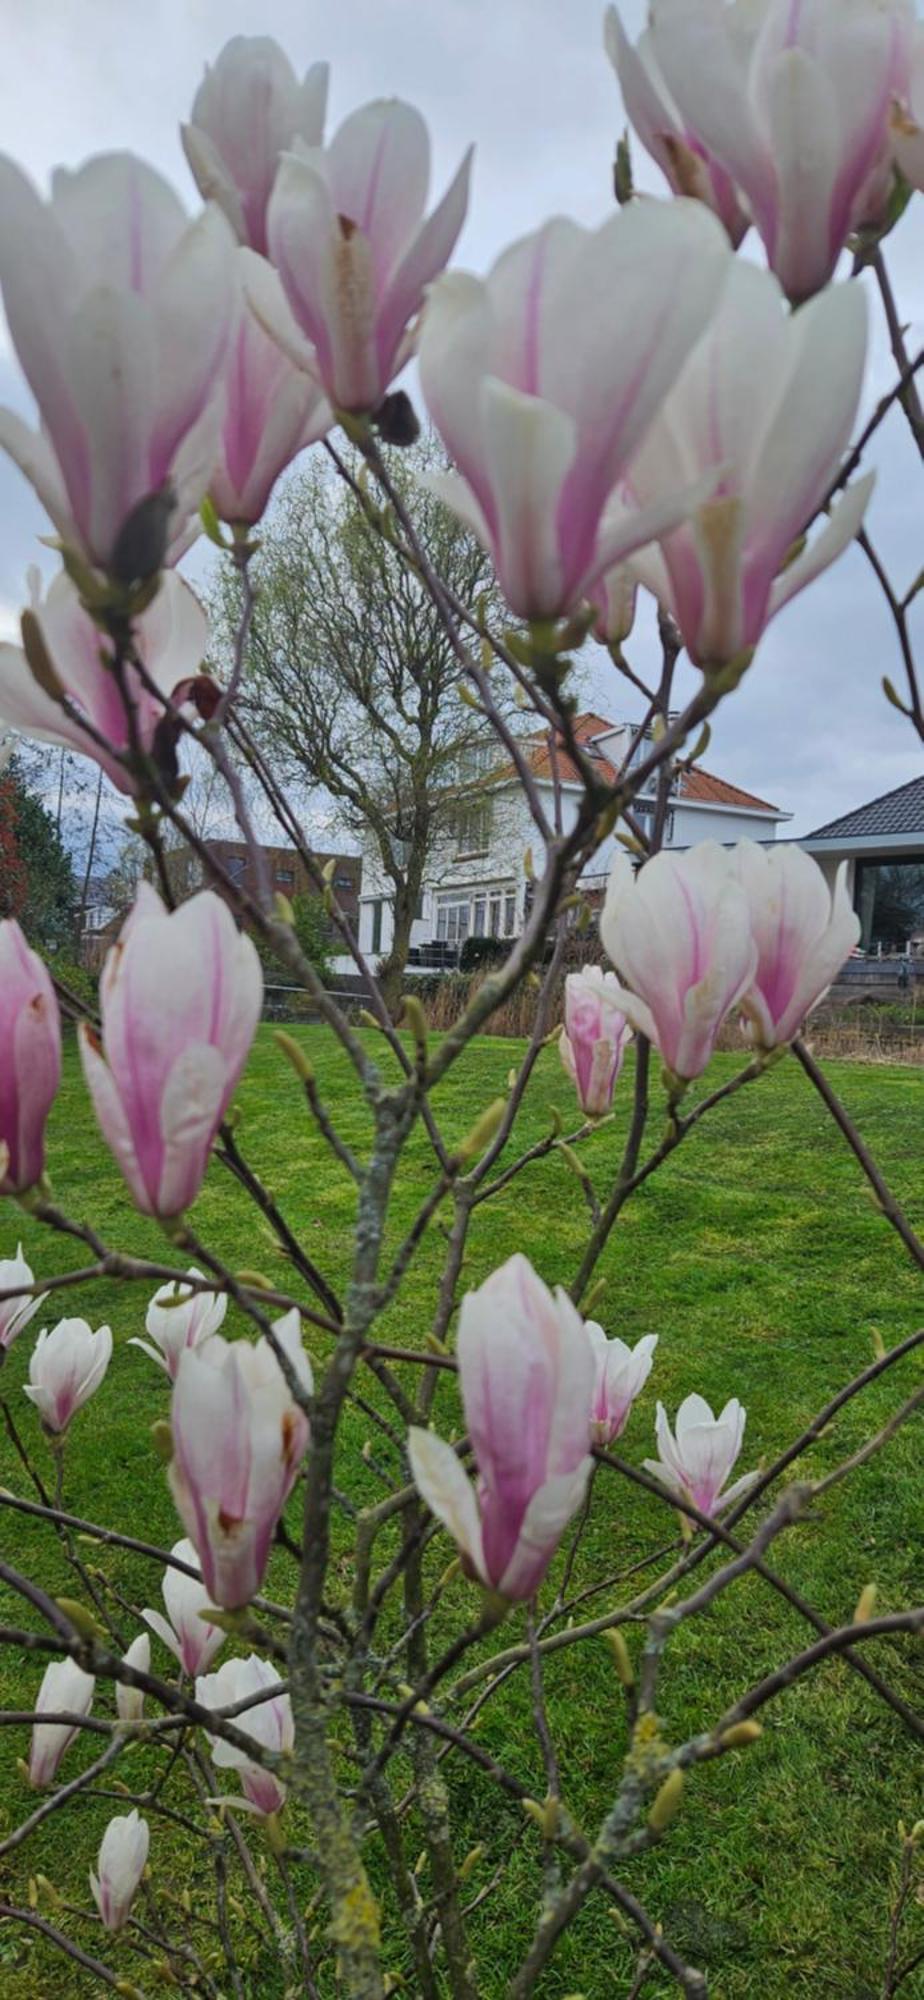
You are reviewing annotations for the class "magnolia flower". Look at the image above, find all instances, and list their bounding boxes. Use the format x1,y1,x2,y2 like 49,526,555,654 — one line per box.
168,1311,312,1609
559,966,632,1118
90,1810,149,1931
586,1325,658,1447
0,571,209,796
644,1393,758,1516
28,1658,95,1787
647,0,912,302
605,6,749,245
893,25,924,188
419,199,729,621
209,270,331,524
617,261,872,670
409,1254,596,1600
0,1243,46,1353
116,1635,151,1725
142,1539,225,1677
257,97,472,412
79,885,263,1219
0,920,61,1196
183,35,329,254
732,841,860,1047
130,1268,228,1381
601,844,758,1081
24,1318,113,1433
0,152,238,571
197,1654,293,1817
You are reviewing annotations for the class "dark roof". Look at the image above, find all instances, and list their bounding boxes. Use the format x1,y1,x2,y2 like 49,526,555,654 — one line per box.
805,775,924,840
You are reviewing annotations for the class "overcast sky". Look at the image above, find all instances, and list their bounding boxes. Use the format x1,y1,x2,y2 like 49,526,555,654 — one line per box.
1,0,923,837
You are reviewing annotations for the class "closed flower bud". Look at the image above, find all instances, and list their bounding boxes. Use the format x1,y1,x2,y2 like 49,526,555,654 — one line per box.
116,1635,151,1724
90,1810,149,1931
29,1659,95,1788
0,923,61,1196
559,968,632,1118
648,1766,685,1832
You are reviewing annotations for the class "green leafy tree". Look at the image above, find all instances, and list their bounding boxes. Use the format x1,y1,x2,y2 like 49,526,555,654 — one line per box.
0,757,77,951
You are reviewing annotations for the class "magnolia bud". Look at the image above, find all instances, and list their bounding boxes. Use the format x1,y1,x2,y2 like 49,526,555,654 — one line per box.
719,1721,763,1750
648,1767,685,1832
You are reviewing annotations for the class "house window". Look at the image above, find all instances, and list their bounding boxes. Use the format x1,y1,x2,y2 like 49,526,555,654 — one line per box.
436,897,470,946
504,891,517,935
455,798,492,855
335,874,354,891
454,740,496,782
634,801,675,846
489,892,502,937
371,899,384,953
225,855,247,883
472,895,487,936
276,866,295,886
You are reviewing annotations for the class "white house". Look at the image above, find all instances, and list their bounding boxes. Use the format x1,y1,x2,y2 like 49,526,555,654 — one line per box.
353,712,790,971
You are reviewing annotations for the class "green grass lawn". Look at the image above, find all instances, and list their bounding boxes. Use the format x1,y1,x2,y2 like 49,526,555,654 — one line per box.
1,1025,924,1998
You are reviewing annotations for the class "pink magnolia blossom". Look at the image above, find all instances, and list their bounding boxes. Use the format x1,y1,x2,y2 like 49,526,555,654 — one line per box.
645,1393,758,1516
0,571,209,796
732,841,860,1048
142,1539,226,1677
0,152,237,570
116,1635,150,1725
197,1654,293,1817
24,1317,113,1433
893,25,924,188
647,0,912,302
600,844,757,1082
130,1268,228,1380
409,1254,596,1601
28,1658,95,1788
0,1243,46,1353
0,921,61,1196
586,1325,658,1446
183,36,329,255
90,1811,149,1932
168,1311,312,1609
210,270,331,524
605,6,749,245
418,200,729,621
559,966,633,1117
617,260,872,670
254,97,472,412
79,885,263,1219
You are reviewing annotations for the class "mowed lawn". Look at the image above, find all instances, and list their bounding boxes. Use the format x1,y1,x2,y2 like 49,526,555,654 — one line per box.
1,1025,924,1998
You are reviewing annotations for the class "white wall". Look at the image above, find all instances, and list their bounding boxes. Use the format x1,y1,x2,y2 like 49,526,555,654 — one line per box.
356,779,784,958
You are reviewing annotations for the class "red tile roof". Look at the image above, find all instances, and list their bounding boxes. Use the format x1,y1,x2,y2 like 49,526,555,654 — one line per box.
506,713,781,815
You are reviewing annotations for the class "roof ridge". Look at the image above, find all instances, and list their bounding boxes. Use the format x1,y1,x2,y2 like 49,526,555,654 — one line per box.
805,771,924,839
